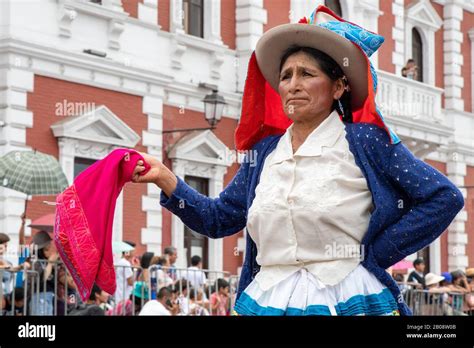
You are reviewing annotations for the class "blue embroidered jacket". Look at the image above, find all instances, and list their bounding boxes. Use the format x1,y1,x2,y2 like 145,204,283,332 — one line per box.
160,123,464,315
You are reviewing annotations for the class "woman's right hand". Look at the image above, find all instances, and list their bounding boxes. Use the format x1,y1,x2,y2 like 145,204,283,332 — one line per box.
132,152,178,197
132,152,164,184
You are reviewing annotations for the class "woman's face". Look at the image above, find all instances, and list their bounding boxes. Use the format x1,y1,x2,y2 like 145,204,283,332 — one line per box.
98,290,110,303
43,242,57,259
278,51,344,123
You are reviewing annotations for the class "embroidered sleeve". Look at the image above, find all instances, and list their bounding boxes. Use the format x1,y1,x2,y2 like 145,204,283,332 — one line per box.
159,158,250,239
372,142,464,269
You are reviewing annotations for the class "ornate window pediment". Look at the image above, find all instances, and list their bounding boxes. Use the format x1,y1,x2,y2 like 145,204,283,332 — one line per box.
51,105,139,243
50,105,141,148
406,0,443,32
168,129,232,167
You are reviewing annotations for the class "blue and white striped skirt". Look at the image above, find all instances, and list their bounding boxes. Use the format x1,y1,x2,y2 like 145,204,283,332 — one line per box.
233,264,399,316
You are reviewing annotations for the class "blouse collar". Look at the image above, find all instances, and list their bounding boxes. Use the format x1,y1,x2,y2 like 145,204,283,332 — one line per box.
269,110,343,165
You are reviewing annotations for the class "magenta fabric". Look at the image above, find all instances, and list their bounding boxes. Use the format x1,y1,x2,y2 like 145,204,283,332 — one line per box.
54,149,150,301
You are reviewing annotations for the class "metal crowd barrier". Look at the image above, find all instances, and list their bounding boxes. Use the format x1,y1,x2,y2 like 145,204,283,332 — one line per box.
146,265,233,316
110,264,147,316
2,260,240,316
398,283,470,316
5,266,473,316
228,275,240,312
1,260,79,316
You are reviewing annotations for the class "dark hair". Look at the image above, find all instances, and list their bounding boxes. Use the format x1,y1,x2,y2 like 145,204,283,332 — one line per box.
191,255,201,266
217,278,229,291
413,258,424,267
89,283,102,301
140,252,154,269
37,248,47,260
14,287,24,301
393,273,404,282
279,45,353,123
172,280,188,293
157,257,167,266
157,286,171,300
164,246,177,256
0,232,10,244
189,288,197,300
451,270,465,282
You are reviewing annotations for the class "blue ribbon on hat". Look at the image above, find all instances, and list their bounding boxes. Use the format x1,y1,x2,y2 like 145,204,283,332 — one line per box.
308,8,401,144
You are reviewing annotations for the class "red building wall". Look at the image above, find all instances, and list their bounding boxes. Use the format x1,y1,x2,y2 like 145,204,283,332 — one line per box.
26,75,149,256
221,0,236,49
432,2,445,108
461,11,473,113
378,0,396,74
122,0,143,19
161,104,243,274
158,0,170,31
263,0,290,32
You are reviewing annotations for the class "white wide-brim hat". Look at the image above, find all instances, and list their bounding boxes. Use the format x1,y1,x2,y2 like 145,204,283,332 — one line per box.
255,6,384,110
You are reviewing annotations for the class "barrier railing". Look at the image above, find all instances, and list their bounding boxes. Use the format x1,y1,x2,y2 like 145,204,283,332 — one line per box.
145,265,233,316
2,261,240,316
7,266,472,316
398,282,471,316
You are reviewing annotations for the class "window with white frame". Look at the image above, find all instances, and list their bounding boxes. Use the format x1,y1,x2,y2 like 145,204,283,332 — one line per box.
51,105,141,243
404,0,442,85
183,0,204,38
171,0,222,44
411,27,424,82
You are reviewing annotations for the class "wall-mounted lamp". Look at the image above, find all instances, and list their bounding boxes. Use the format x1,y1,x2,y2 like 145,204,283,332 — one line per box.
162,83,227,134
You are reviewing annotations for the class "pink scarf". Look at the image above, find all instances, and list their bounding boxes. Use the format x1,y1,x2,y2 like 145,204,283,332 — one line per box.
54,149,150,301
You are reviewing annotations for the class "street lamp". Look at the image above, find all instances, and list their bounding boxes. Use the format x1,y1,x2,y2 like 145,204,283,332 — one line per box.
162,85,227,134
203,89,226,127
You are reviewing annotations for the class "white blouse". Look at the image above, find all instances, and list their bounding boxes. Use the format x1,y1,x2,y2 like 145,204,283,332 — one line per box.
247,110,374,291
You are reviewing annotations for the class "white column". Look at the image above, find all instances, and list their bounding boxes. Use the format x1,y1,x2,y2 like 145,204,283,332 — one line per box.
345,0,382,69
429,238,442,274
0,60,34,264
170,0,185,34
468,28,474,112
443,0,464,111
170,159,186,268
141,93,165,254
207,166,227,273
102,0,125,12
57,138,75,185
392,0,405,76
446,155,468,270
204,0,223,44
289,0,321,23
235,0,267,92
138,0,159,26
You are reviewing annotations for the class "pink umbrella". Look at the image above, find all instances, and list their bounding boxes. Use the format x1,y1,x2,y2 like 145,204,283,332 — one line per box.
28,213,55,232
392,259,413,271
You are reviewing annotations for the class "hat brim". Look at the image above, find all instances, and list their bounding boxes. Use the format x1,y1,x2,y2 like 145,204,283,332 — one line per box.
255,23,369,110
426,275,445,286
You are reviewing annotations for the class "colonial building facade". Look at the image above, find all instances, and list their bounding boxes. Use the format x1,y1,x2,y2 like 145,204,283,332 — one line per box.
0,0,472,275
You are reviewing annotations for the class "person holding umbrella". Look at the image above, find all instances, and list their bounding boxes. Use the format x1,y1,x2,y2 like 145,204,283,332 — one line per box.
29,231,58,315
0,149,68,287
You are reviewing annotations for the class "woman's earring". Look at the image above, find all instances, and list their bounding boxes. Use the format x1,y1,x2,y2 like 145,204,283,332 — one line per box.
337,98,345,118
